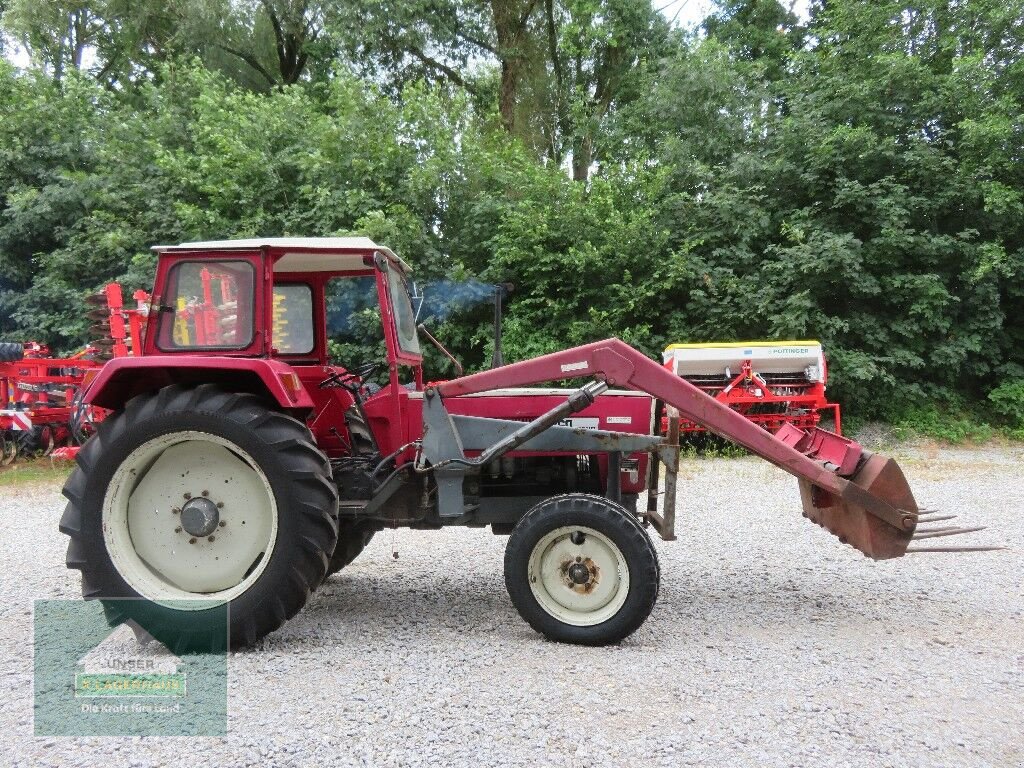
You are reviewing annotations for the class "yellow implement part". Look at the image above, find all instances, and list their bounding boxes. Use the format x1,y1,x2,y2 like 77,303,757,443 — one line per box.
172,297,189,346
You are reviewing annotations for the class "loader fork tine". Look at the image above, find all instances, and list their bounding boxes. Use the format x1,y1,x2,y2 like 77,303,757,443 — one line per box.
912,525,965,534
914,514,957,523
912,526,987,540
906,545,1008,553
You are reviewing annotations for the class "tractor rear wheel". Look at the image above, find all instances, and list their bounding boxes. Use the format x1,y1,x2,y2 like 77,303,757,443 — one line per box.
504,494,659,645
327,522,377,576
60,384,339,651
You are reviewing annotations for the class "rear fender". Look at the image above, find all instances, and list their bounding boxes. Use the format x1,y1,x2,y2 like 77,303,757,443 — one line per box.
84,357,314,413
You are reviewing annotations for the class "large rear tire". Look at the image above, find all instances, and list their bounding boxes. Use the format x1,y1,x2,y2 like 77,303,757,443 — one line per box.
60,384,339,651
504,494,659,646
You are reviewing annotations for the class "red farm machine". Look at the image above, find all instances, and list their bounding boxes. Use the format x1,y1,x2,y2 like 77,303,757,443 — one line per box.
58,238,998,651
0,285,149,464
661,340,842,436
0,341,96,463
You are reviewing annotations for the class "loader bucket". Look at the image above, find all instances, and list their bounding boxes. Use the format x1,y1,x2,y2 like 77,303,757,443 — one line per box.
778,425,999,559
798,452,916,560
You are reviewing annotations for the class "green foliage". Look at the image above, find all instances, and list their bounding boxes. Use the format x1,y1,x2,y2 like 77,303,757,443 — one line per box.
613,0,1024,423
0,1,1022,438
330,0,669,179
889,404,997,445
988,381,1024,428
1,0,333,89
679,434,749,459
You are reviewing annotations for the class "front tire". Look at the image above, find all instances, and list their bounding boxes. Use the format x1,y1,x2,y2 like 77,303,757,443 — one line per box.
504,494,660,645
60,384,339,651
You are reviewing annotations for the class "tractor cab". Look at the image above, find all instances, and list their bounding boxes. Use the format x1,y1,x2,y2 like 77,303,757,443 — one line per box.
147,237,424,456
149,237,420,368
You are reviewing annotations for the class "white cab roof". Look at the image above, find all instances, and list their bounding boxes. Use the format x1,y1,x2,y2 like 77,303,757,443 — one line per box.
152,237,411,274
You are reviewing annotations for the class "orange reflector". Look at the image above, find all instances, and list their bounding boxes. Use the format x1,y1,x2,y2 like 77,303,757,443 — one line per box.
278,372,302,402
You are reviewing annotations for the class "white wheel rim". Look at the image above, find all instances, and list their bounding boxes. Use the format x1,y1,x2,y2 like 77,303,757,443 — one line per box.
527,525,630,627
102,431,278,609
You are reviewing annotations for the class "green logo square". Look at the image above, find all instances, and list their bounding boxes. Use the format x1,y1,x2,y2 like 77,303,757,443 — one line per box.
34,600,227,736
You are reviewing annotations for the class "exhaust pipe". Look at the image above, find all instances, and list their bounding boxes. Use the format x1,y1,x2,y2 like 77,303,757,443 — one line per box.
491,283,513,369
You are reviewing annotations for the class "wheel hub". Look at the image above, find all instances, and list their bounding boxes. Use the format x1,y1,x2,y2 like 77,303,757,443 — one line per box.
561,554,599,593
567,561,591,585
180,497,220,538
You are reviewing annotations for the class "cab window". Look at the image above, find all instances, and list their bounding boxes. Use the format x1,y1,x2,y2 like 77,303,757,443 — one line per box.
157,260,255,350
325,275,386,369
272,284,314,355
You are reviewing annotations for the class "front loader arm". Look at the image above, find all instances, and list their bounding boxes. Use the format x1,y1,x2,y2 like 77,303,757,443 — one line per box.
436,338,936,558
436,340,883,510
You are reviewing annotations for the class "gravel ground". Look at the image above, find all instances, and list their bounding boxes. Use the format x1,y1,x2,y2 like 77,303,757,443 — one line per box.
2,443,1022,767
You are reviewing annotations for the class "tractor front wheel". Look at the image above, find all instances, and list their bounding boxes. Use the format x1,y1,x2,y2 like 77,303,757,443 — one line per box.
60,384,339,650
504,493,659,645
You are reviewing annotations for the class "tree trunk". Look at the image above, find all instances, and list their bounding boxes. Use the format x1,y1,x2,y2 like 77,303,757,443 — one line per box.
490,0,538,135
497,58,519,132
263,1,313,85
571,136,592,182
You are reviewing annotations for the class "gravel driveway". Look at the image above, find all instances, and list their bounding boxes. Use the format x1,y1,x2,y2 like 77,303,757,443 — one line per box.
3,444,1022,767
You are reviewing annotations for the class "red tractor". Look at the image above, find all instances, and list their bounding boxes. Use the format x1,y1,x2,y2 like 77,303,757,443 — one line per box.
61,238,991,650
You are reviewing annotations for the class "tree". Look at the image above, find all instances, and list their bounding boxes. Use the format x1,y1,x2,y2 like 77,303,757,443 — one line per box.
207,0,328,87
539,0,669,179
0,0,331,89
331,0,668,179
670,0,1023,413
702,0,803,82
2,0,109,82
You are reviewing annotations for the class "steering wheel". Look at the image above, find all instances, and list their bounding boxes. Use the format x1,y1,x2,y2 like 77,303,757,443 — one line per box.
318,361,383,391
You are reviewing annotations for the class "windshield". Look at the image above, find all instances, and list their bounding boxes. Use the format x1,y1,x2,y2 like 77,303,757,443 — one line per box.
386,264,421,356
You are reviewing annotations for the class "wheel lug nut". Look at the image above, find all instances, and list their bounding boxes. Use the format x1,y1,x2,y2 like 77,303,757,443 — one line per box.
188,537,197,544
184,492,192,499
174,527,182,533
219,521,226,527
171,507,180,515
208,536,215,542
201,490,209,497
216,502,224,509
